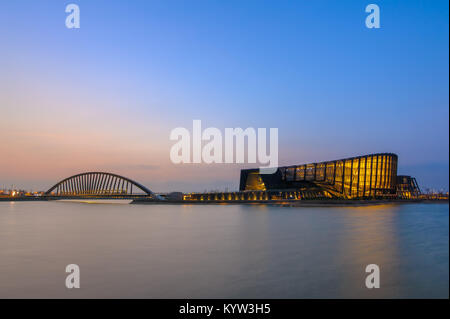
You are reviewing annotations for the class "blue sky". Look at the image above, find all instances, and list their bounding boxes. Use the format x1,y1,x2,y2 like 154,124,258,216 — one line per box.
0,0,448,191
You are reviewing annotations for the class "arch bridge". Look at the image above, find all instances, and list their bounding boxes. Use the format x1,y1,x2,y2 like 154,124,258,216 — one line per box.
45,172,154,198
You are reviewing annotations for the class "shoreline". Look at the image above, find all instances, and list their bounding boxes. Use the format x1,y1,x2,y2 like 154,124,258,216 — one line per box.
130,198,448,207
1,197,448,207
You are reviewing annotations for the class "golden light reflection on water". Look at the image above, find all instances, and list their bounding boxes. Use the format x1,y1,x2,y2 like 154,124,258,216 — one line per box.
332,204,402,297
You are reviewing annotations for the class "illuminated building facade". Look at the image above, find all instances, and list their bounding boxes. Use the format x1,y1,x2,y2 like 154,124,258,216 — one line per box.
240,153,399,199
396,175,421,199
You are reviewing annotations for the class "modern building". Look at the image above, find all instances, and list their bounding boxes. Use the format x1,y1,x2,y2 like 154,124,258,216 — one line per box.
396,175,421,199
240,153,399,199
181,153,424,202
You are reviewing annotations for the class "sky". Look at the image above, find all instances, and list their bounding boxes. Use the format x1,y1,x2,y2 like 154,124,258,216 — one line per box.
0,0,448,192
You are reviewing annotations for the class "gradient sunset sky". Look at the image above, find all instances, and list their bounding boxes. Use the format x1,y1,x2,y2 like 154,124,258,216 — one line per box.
0,0,448,192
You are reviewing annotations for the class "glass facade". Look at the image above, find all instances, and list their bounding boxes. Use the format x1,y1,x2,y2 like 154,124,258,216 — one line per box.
242,153,398,199
396,175,421,199
283,153,397,198
244,172,266,191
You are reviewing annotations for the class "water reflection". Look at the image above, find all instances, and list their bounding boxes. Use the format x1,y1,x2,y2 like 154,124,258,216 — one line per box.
0,202,448,298
331,205,402,298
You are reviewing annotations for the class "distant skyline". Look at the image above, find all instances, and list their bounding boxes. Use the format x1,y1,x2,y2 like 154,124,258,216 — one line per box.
0,0,448,192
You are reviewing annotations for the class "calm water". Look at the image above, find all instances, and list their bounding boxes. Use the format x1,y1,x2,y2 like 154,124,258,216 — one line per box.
0,201,448,298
